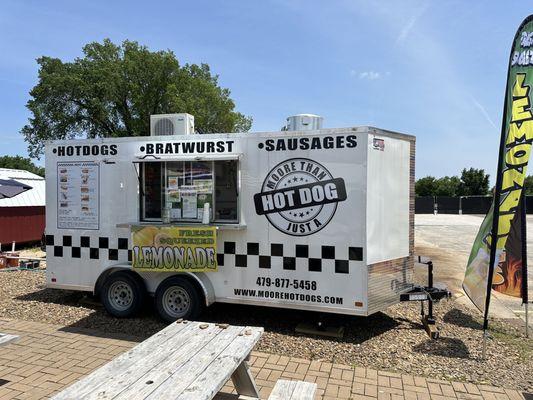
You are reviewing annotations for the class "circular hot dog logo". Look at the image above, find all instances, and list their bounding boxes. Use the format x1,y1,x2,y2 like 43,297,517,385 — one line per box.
254,158,347,236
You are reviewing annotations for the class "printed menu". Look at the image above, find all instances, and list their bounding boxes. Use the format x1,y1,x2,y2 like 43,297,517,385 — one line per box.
57,162,99,229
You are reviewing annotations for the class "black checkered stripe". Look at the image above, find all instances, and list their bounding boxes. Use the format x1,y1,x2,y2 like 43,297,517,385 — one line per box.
217,242,363,274
45,235,362,274
45,235,131,262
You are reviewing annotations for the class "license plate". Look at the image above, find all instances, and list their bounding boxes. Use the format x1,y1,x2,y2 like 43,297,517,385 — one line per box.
409,294,427,301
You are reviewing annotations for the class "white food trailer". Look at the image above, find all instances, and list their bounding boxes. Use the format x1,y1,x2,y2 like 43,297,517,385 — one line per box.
45,114,417,322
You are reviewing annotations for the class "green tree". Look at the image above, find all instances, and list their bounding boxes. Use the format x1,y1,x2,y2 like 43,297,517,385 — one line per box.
415,176,437,196
458,167,490,195
0,155,45,177
21,39,252,158
435,176,461,196
524,175,533,195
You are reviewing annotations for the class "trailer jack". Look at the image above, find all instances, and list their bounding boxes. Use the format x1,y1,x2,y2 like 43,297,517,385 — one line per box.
400,257,451,339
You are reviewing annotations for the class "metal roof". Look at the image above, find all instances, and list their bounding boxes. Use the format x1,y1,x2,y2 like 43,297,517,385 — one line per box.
0,168,45,207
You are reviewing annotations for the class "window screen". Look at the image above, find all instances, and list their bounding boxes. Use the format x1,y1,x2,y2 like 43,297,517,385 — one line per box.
141,160,239,223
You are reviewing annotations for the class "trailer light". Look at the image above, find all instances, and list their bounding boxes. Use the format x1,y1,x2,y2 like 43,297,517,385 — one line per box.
51,278,57,282
354,301,363,307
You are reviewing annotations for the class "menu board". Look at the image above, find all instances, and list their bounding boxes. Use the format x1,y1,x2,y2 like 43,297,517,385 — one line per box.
164,162,214,222
181,188,198,219
57,162,99,229
194,179,213,194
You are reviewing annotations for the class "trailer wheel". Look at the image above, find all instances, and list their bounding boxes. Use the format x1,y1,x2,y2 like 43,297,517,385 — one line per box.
155,276,202,322
100,271,145,318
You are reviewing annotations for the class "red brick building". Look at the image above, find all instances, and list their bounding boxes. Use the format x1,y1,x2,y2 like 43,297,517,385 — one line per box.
0,168,45,246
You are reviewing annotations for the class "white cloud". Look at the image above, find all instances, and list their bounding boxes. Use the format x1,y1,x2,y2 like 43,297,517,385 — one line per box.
351,70,387,80
360,71,381,80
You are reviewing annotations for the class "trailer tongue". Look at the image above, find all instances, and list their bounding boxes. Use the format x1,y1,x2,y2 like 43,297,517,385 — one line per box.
400,257,452,339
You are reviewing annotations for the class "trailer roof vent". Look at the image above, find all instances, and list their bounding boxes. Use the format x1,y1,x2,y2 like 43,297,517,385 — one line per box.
284,114,323,131
150,113,195,136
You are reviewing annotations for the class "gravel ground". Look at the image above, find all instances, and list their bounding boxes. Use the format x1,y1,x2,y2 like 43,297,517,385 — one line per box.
0,256,531,391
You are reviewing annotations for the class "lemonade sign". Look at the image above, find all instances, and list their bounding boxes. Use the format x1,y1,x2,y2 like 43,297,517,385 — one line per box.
132,226,217,272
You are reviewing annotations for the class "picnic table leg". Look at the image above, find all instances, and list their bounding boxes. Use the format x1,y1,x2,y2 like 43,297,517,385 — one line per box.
231,354,260,399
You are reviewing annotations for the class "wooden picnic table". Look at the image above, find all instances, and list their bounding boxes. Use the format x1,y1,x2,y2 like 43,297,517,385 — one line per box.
0,333,18,347
52,320,264,400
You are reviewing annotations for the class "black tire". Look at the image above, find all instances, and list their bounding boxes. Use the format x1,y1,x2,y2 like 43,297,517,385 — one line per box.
100,271,145,318
155,276,203,322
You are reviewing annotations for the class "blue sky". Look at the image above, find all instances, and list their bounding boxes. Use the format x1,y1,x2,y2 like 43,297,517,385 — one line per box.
0,1,531,181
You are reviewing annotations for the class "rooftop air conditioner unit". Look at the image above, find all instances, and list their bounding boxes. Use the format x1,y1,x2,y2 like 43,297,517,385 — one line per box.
284,114,323,131
150,113,195,136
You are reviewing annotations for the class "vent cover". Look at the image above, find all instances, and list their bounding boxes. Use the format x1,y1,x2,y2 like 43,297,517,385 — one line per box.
154,118,174,136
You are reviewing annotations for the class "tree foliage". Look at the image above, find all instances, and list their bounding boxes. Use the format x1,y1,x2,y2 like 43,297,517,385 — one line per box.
435,176,461,196
458,168,490,196
21,39,252,158
416,168,490,197
0,155,45,177
415,176,437,196
524,175,533,195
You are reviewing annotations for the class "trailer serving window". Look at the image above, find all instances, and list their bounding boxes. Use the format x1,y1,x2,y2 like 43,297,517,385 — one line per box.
140,160,239,223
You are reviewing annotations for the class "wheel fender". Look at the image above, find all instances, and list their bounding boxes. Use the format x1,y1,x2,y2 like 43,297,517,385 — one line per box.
185,272,215,306
94,264,142,296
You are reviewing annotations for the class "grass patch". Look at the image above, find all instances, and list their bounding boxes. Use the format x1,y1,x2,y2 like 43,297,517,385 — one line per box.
489,323,532,362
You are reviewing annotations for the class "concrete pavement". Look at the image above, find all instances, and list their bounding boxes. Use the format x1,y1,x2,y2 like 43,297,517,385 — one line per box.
415,214,532,330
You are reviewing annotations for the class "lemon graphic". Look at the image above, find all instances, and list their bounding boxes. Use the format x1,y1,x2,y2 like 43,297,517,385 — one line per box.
133,226,159,246
155,232,172,247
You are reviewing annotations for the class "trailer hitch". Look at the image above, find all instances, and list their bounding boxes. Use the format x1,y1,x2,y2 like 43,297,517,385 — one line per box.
400,256,452,339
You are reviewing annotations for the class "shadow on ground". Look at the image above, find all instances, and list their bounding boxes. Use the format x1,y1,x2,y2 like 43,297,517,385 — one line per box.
394,316,425,330
201,303,401,345
443,308,483,330
16,287,88,307
56,302,402,346
16,287,402,345
412,337,470,359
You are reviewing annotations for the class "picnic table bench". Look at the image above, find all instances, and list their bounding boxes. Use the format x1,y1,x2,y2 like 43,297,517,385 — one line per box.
53,320,264,400
268,380,317,400
0,333,18,347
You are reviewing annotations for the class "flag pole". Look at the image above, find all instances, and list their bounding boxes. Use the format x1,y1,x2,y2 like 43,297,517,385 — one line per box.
526,302,529,338
481,180,504,360
522,195,529,338
481,99,510,362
